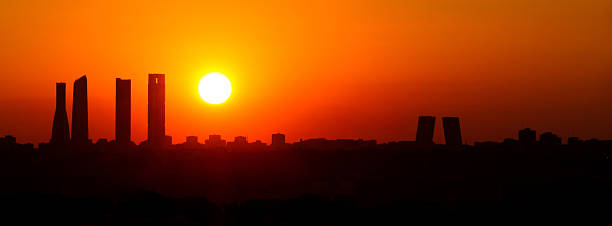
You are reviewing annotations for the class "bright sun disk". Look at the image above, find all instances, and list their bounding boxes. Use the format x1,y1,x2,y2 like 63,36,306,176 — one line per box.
198,72,232,104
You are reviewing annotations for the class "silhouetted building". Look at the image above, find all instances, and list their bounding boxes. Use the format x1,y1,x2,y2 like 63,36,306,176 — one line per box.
540,132,561,145
96,138,109,145
186,136,199,144
474,141,504,149
148,74,167,145
503,138,519,146
116,78,131,144
234,136,248,144
51,83,70,145
177,136,201,149
416,116,435,144
1,135,16,144
71,76,89,144
250,140,267,149
519,128,536,145
568,137,582,145
442,117,462,145
272,133,286,146
1,135,34,151
294,138,376,151
205,135,226,147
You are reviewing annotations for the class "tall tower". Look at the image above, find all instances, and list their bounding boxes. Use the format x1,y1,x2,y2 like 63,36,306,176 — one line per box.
416,116,435,144
442,117,462,145
116,78,131,144
71,75,89,144
51,83,70,144
148,74,166,145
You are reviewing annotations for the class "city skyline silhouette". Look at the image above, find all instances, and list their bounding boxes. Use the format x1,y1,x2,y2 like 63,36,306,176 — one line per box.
6,69,610,146
1,0,611,224
25,73,597,149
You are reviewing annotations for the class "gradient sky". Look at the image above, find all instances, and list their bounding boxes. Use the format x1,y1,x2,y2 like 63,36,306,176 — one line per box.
1,0,611,145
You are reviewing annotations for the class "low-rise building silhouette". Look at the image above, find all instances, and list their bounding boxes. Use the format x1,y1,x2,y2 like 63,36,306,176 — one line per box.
294,138,376,151
250,140,267,149
272,133,286,146
1,135,34,151
540,132,561,145
1,135,16,144
234,136,248,144
567,137,582,145
96,138,109,145
519,128,536,145
176,136,201,149
205,135,226,148
186,136,199,145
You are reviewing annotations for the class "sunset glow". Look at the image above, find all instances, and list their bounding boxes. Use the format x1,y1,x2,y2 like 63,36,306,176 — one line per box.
1,1,611,221
0,0,611,145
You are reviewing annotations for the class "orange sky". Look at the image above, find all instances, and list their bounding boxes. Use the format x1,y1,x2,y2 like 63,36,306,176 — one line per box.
1,0,611,145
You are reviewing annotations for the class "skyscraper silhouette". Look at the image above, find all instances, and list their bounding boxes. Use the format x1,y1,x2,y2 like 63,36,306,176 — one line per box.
51,83,70,144
148,74,166,145
442,117,462,145
416,116,435,144
71,76,89,144
116,78,131,144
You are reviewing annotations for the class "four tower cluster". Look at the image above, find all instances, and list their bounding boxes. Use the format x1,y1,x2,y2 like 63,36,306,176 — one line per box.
51,74,168,146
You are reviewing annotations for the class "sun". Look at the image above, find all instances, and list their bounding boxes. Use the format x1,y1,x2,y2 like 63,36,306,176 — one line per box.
198,72,232,104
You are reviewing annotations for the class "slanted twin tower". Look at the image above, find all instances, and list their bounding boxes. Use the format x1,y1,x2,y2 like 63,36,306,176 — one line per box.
50,74,168,146
416,116,462,145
